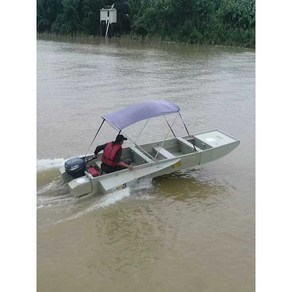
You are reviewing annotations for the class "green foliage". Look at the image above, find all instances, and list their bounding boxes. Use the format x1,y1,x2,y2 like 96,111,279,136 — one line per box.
37,0,255,47
37,0,63,32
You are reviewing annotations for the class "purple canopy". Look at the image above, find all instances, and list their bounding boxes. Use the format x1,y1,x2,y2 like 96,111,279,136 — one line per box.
102,100,180,130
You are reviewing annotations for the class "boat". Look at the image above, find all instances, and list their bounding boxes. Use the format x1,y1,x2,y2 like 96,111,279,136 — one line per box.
59,100,240,197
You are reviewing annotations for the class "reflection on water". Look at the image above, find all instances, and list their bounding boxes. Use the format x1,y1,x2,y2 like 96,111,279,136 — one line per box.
153,168,230,202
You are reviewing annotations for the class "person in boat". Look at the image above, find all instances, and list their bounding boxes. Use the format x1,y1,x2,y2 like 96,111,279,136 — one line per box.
94,134,133,174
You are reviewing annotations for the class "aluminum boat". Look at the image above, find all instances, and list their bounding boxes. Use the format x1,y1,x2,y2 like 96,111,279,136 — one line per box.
59,100,240,197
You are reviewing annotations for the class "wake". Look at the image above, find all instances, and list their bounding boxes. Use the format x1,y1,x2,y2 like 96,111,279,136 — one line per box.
55,178,155,224
37,158,65,172
37,159,155,223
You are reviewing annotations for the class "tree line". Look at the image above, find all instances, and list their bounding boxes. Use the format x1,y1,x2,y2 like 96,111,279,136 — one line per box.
37,0,255,47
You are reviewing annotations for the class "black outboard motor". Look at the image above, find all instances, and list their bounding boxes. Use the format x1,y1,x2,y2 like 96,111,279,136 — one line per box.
65,157,86,178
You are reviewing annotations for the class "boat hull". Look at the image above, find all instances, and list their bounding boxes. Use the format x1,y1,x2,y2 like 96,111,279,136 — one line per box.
60,129,240,197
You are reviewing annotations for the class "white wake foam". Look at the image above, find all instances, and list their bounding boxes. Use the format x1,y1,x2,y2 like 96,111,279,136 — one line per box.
130,177,153,192
98,188,132,208
37,180,61,195
37,158,65,171
56,188,132,223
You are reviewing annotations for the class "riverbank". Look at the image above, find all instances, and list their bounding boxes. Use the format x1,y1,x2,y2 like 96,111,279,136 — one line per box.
37,0,255,49
37,33,255,50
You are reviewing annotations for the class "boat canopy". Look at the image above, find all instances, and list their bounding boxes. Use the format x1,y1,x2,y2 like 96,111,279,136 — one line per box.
102,100,180,130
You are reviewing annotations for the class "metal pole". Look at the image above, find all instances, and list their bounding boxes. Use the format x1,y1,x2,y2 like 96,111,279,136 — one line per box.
154,114,178,159
84,119,105,157
179,112,190,136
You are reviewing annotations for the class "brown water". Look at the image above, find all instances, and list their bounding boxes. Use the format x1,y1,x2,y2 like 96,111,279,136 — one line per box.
37,39,255,292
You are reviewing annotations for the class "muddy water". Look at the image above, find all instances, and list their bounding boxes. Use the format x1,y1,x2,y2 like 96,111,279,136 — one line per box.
37,39,255,292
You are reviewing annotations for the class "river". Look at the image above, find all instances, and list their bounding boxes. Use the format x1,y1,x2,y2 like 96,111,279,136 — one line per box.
37,38,255,292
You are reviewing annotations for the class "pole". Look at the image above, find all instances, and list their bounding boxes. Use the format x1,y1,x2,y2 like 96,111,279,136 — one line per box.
84,119,105,157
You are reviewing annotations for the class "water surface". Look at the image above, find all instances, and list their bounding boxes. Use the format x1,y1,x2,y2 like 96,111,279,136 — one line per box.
37,39,255,292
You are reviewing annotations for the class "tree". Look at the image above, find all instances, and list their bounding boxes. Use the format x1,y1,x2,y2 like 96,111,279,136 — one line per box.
37,0,63,32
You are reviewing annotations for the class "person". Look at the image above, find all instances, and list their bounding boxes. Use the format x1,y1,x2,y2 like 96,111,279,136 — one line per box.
94,134,134,174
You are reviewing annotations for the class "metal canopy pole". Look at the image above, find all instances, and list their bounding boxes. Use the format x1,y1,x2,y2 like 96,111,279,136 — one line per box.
134,118,150,144
179,112,190,136
106,119,156,161
154,114,179,159
84,119,105,157
165,117,177,138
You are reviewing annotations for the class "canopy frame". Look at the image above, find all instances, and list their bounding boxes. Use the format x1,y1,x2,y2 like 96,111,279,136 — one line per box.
85,100,191,158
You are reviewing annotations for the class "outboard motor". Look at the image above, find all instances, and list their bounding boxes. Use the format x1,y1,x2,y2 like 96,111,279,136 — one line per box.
65,157,86,178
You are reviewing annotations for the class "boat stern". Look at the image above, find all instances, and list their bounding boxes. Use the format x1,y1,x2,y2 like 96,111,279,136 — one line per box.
59,166,73,183
68,176,93,198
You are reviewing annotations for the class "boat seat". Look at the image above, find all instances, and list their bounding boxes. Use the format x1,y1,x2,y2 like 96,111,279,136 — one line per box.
130,146,153,163
153,146,175,159
177,137,197,151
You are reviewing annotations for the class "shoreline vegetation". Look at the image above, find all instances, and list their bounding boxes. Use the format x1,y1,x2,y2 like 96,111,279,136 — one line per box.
37,32,254,51
37,0,255,48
